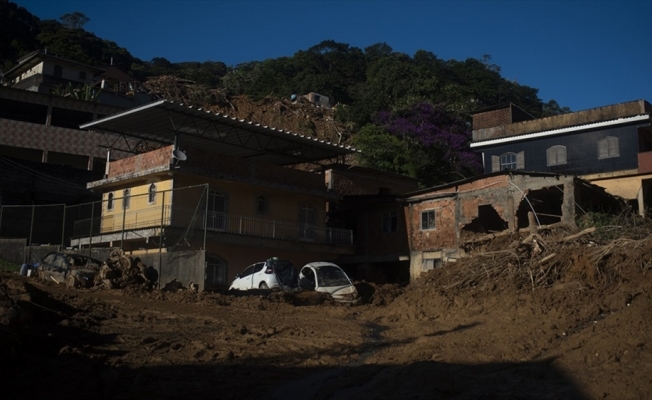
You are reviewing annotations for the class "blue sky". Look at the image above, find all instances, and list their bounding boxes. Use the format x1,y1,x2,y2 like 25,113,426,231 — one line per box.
12,0,652,112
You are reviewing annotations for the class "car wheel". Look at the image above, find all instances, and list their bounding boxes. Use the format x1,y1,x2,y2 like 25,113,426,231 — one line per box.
65,275,78,289
259,282,269,290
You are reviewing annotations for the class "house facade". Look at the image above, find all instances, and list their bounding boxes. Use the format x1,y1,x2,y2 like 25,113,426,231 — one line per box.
71,100,357,290
324,165,419,283
402,171,619,281
470,100,652,214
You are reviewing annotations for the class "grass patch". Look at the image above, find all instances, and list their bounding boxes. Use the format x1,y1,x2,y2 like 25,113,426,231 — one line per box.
0,259,21,272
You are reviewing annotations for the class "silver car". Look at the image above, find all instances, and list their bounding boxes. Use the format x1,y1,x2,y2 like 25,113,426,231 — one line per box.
298,262,359,303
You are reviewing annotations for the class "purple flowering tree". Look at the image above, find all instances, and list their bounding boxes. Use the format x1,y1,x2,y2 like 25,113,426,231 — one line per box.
372,102,482,187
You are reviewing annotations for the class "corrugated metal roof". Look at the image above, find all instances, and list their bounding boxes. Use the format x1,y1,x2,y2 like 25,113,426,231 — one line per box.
470,114,650,148
80,100,358,166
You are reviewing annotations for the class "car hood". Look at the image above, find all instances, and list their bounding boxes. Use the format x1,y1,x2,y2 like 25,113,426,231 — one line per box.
316,284,359,303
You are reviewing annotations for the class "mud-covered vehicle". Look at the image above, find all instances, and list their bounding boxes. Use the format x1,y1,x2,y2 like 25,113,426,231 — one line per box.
21,252,103,289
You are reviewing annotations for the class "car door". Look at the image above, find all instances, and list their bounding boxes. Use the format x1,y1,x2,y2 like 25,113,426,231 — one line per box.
250,263,265,288
232,265,255,290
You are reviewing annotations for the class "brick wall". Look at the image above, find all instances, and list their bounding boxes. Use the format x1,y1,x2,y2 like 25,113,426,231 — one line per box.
472,107,512,130
107,145,173,178
326,167,419,196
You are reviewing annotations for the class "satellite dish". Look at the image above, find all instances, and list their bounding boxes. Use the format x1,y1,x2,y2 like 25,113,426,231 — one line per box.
172,148,187,161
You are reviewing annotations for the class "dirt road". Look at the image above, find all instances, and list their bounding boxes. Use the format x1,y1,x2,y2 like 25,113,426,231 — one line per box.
2,233,651,399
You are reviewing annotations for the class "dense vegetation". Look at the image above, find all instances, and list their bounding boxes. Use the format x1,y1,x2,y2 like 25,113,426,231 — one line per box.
0,0,570,187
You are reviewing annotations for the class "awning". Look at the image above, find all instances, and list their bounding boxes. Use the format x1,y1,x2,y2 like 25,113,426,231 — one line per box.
80,99,357,166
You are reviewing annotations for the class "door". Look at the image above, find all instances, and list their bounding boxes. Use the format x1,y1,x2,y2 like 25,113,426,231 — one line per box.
207,190,226,230
299,204,317,241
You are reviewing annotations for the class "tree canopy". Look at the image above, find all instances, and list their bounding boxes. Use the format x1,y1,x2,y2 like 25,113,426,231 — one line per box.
0,1,571,188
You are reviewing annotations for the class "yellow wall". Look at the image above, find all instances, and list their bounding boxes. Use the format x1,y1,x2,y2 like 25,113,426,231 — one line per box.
101,179,173,233
175,175,327,225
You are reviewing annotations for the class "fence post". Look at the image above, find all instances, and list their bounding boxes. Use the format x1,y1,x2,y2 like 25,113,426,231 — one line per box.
88,202,95,257
27,205,35,263
203,184,208,250
121,195,126,249
61,205,66,249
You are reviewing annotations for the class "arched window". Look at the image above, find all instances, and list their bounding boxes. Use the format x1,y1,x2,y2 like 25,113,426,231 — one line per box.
123,189,130,210
500,153,517,170
107,192,114,210
547,145,567,166
598,136,619,159
148,183,157,204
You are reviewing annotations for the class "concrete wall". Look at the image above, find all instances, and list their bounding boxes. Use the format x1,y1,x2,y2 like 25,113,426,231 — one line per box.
404,173,577,282
0,238,27,264
473,100,651,142
325,166,419,196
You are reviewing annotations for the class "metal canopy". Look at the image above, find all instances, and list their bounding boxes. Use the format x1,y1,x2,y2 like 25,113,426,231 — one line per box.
80,100,357,165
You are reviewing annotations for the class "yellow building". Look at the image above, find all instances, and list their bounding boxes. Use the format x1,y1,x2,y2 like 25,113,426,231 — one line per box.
72,100,356,290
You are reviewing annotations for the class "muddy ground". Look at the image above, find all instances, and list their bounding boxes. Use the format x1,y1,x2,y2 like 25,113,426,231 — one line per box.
2,227,651,399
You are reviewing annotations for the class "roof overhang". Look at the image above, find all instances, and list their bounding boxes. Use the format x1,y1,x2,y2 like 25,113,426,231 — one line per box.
471,114,650,149
80,100,357,165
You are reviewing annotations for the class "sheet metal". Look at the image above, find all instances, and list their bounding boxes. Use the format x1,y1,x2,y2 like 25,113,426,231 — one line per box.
80,100,357,165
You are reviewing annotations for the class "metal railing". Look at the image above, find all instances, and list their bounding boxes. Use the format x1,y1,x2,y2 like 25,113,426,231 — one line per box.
73,206,353,246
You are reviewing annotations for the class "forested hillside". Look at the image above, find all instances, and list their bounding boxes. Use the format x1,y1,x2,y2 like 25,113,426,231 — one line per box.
0,0,570,187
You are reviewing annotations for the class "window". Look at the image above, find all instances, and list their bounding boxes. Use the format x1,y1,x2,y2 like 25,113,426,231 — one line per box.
148,184,157,204
421,210,436,230
423,258,442,270
53,65,63,78
598,136,619,159
107,192,114,210
79,71,87,81
123,189,130,210
500,153,517,170
256,195,269,215
492,151,525,172
547,145,567,166
382,211,398,233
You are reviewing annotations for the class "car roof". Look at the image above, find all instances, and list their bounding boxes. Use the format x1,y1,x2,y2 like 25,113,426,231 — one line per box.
302,262,341,269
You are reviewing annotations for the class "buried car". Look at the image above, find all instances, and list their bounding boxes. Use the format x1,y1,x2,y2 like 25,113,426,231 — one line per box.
22,252,103,289
229,257,298,290
298,262,359,303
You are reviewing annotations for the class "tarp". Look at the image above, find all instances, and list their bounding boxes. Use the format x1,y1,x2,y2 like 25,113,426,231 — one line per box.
270,259,298,289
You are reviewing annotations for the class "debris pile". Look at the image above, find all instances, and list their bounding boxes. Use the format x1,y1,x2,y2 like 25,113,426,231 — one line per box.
96,249,154,290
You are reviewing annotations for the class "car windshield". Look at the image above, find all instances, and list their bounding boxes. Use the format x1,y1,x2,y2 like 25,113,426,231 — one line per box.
316,265,350,287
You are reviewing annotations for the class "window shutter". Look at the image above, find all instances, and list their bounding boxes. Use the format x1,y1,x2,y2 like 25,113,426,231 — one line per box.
559,146,567,164
598,139,608,159
516,151,525,169
608,137,619,157
491,155,500,172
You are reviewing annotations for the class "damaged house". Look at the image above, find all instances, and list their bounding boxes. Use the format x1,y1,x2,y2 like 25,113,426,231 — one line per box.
470,100,652,215
403,171,620,281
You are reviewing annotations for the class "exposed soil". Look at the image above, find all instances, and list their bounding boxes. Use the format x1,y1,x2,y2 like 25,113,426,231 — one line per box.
2,227,652,399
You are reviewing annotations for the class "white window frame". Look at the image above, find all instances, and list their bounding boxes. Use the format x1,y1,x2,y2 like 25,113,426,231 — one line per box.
420,210,436,230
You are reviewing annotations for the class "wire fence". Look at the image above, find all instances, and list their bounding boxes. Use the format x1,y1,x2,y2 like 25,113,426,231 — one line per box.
1,183,353,261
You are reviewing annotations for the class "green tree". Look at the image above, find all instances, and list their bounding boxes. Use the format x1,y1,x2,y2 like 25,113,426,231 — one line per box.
59,12,89,30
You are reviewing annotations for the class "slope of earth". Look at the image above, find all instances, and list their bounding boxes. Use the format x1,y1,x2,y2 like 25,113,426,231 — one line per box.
142,76,350,147
2,226,651,399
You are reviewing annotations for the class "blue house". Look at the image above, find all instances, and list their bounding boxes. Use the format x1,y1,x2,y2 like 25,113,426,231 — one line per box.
470,100,652,214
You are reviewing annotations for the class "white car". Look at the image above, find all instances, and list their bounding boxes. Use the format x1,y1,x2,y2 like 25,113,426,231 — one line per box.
229,258,297,290
299,262,359,303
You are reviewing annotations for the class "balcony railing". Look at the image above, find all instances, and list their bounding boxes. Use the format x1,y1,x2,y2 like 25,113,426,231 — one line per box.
73,206,353,246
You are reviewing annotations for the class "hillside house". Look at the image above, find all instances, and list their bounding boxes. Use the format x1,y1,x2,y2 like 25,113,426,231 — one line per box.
70,100,357,290
471,100,652,214
402,171,620,281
